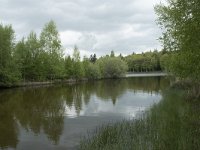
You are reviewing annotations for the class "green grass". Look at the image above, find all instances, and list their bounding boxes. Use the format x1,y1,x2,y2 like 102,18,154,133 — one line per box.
79,90,200,150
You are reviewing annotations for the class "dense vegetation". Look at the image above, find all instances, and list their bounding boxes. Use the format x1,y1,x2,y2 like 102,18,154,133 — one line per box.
0,25,21,86
124,50,165,72
155,0,200,98
0,21,170,87
0,21,130,87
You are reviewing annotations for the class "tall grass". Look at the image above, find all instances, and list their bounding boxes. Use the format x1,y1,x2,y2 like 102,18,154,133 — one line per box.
79,89,200,150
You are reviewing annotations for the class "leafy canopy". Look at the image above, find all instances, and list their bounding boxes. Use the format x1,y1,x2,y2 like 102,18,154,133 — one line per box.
155,0,200,81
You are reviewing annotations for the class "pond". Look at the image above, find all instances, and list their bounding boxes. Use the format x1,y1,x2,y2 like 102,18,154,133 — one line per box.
0,76,170,150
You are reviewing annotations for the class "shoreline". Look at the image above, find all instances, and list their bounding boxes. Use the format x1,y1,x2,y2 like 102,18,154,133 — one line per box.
126,72,167,77
0,78,89,89
0,72,168,89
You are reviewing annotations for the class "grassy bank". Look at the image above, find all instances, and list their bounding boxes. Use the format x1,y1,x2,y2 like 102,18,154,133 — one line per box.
171,80,200,100
79,89,200,150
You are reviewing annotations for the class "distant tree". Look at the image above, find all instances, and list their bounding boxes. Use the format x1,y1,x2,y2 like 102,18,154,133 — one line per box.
160,53,170,71
82,55,90,77
72,45,80,62
110,51,115,57
85,63,100,79
124,51,165,72
71,46,83,79
64,56,73,78
89,54,97,63
83,55,100,79
97,57,128,78
119,53,124,60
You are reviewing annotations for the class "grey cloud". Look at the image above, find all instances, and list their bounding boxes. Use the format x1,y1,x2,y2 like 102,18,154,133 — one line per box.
1,0,162,56
77,33,97,50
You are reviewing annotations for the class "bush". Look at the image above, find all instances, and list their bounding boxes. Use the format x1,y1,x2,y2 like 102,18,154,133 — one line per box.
97,57,128,78
85,63,100,79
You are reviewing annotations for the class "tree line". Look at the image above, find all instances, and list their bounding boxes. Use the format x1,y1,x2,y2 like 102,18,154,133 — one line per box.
0,20,171,87
0,21,129,87
124,50,169,72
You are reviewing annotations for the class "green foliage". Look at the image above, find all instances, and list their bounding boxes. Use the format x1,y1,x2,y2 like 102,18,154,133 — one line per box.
160,53,170,71
40,20,62,55
85,63,100,79
71,46,84,79
82,56,100,79
89,54,97,63
110,50,115,57
15,32,45,81
1,21,156,85
0,24,21,86
155,0,200,81
64,56,73,78
40,20,64,80
124,50,163,72
72,45,80,62
72,61,84,79
1,20,66,84
97,57,128,78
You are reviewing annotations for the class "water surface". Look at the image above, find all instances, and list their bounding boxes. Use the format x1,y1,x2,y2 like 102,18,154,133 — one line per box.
0,77,170,149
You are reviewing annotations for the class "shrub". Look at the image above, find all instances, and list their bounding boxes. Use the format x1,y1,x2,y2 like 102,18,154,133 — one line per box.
97,57,128,78
85,63,100,79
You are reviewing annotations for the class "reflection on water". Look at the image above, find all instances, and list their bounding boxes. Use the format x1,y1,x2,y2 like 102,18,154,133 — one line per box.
79,89,200,150
0,77,170,149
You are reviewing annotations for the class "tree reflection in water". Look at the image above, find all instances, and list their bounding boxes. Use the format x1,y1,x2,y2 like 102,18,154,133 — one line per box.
0,76,169,149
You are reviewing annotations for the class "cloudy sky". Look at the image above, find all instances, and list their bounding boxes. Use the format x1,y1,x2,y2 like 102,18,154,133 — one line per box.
1,0,163,57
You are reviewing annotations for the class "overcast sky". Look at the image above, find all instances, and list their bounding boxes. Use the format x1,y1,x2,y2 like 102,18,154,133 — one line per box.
1,0,163,57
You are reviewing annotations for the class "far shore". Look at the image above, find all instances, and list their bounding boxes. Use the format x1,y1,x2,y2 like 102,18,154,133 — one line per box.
126,72,167,77
0,72,168,89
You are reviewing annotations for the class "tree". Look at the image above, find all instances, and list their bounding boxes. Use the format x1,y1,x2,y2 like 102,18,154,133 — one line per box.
15,32,44,81
40,20,64,79
72,45,80,62
160,53,169,71
97,57,128,78
119,53,124,60
85,63,100,79
110,50,115,57
89,54,97,63
155,0,200,81
71,46,84,79
64,56,73,78
0,24,20,86
14,38,26,81
26,32,43,80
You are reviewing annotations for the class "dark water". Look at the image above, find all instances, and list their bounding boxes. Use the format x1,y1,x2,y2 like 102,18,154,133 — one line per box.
0,77,170,150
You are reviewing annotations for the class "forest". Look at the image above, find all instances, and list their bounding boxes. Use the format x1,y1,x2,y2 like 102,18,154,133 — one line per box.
0,21,169,87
